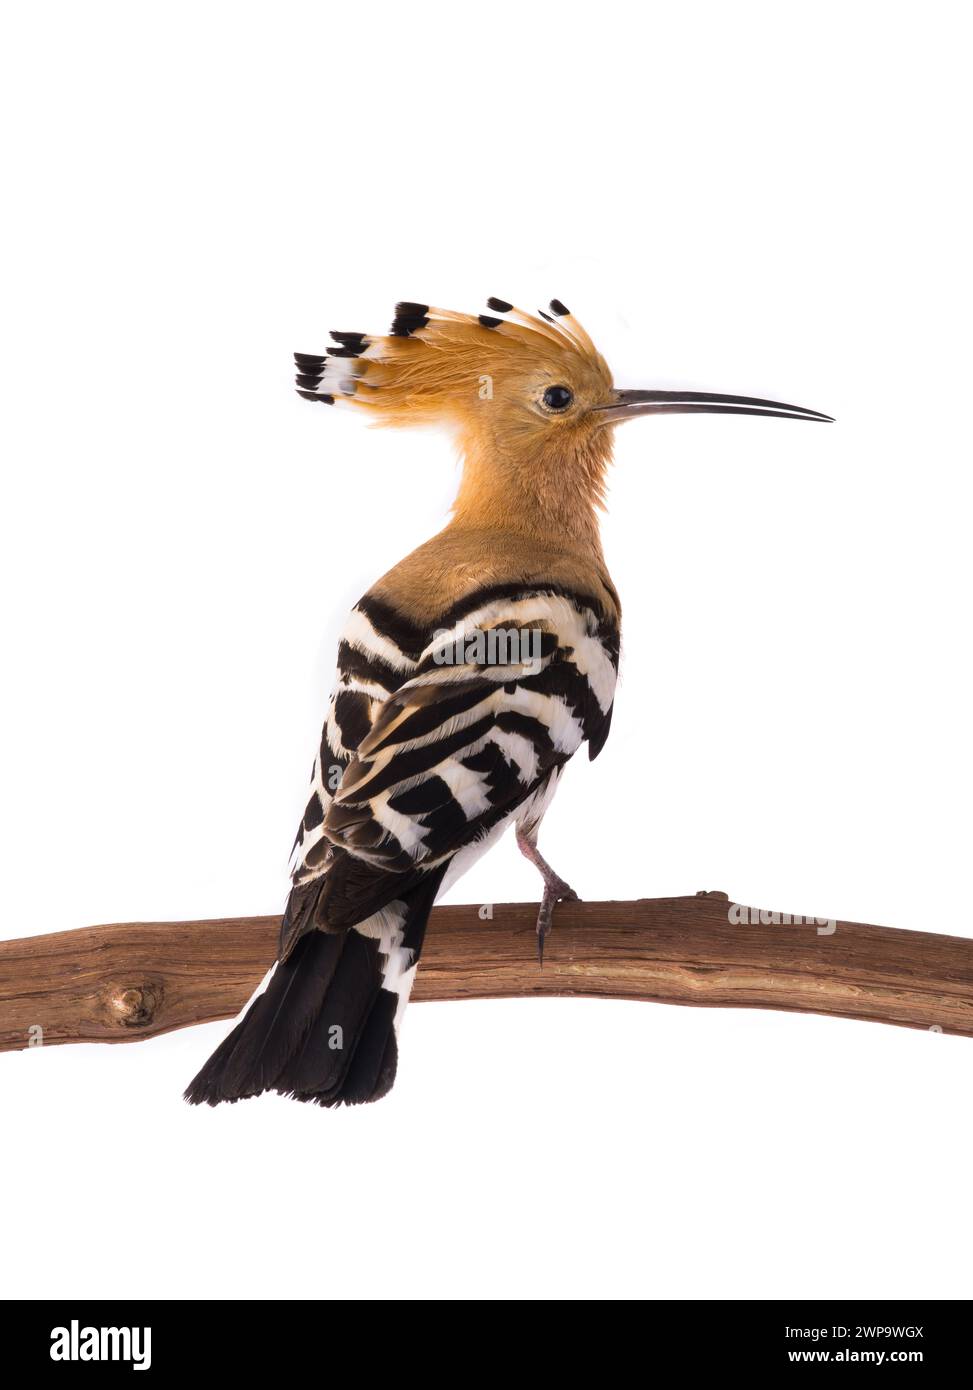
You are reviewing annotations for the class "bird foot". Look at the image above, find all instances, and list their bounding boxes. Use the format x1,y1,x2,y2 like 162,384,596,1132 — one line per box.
515,827,579,966
536,877,579,966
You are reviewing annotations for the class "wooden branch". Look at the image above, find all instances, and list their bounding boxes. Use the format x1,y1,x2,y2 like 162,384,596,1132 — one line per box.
2,892,972,1053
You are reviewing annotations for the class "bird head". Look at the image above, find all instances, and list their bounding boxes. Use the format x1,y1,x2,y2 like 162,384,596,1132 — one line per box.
296,299,830,537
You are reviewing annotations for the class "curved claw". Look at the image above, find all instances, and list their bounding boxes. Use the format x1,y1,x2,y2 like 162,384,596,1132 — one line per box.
535,882,579,966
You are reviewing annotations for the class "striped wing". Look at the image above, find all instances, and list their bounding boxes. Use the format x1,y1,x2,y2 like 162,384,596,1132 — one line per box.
282,590,617,953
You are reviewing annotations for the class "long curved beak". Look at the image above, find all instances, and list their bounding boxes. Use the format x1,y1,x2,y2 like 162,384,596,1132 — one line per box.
595,388,833,424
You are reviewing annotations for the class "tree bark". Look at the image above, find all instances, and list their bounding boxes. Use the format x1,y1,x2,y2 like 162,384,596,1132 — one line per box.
1,892,972,1053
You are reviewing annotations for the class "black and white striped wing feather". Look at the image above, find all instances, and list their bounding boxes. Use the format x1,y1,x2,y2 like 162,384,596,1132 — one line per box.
283,591,618,952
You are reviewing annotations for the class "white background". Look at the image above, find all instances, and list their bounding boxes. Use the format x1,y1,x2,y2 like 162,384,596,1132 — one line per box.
2,1,971,1300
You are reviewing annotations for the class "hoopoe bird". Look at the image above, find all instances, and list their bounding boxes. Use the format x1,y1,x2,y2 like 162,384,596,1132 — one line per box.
186,298,830,1108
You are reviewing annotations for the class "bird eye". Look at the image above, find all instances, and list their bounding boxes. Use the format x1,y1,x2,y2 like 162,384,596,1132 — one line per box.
541,384,574,412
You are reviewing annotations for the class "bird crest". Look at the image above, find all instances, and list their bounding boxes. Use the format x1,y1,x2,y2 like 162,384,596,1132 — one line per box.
294,298,614,433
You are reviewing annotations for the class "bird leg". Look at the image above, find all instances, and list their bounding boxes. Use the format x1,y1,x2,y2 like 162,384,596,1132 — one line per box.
515,827,579,965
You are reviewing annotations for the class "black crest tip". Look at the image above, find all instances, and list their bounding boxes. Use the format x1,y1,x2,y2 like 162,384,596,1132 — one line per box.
296,389,334,404
390,300,430,337
549,298,570,317
486,297,513,313
329,331,368,349
478,314,503,329
294,352,327,368
390,313,429,337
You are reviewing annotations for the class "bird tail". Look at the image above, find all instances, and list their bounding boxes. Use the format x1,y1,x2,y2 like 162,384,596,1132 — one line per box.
184,873,443,1108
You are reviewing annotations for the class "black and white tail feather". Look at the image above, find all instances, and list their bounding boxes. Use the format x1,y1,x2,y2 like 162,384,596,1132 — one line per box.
185,869,445,1107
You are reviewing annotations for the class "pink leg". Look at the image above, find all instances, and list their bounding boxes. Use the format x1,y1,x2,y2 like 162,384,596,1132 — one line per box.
515,827,579,965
